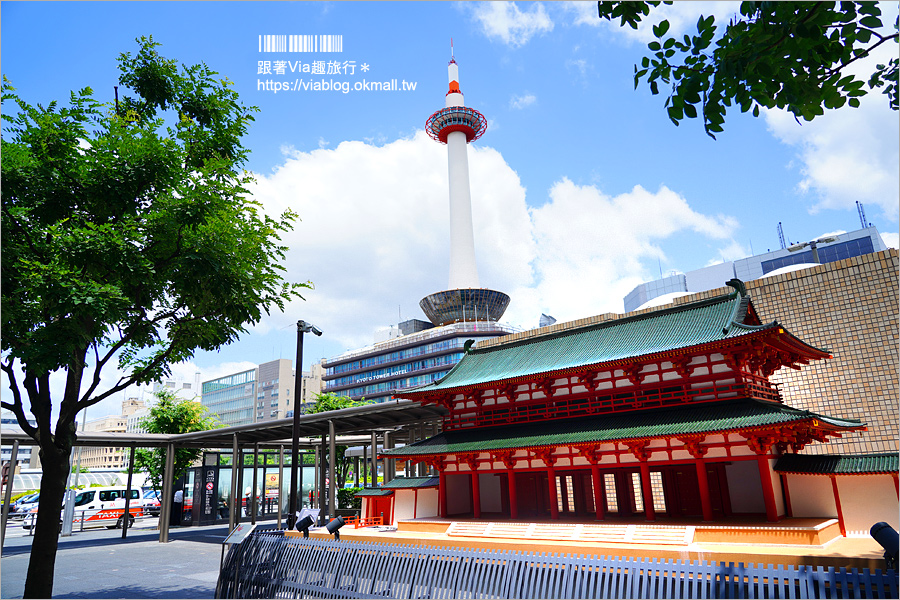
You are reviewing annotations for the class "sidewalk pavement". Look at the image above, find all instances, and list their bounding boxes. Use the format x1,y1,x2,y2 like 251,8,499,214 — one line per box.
1,519,230,599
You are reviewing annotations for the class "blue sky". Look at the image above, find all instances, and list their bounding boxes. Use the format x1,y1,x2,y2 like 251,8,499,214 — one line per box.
3,2,898,419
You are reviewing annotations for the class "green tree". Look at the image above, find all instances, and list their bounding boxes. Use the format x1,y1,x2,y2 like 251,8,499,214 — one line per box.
1,37,308,598
305,393,371,487
597,1,899,138
133,389,221,493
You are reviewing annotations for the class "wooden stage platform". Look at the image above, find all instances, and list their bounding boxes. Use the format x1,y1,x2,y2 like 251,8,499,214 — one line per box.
296,516,889,570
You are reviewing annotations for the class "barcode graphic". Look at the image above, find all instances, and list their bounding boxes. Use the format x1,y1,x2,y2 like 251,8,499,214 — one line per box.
258,35,343,53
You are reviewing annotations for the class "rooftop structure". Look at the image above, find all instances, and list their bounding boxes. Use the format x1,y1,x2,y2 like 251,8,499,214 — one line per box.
624,226,888,312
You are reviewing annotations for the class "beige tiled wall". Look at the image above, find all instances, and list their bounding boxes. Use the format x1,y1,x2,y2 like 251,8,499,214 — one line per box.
672,249,898,455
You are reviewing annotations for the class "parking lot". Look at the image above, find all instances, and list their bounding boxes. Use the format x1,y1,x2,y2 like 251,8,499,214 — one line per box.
2,518,227,599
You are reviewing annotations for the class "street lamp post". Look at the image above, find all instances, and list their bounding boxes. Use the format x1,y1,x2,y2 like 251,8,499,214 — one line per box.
287,320,322,529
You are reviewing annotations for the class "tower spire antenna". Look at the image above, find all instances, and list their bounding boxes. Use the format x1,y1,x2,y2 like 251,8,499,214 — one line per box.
450,37,455,63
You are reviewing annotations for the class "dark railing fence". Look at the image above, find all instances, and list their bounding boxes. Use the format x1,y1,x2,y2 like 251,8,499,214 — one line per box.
217,532,898,599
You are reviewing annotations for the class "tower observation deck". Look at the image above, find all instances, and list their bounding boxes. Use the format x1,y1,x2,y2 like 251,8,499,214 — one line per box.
420,49,510,327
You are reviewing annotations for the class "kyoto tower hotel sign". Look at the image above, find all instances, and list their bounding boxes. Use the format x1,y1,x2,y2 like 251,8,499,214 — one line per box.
420,48,510,326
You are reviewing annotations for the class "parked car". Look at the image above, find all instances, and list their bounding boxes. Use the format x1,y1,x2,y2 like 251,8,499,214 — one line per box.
8,493,40,520
24,486,143,530
141,489,161,516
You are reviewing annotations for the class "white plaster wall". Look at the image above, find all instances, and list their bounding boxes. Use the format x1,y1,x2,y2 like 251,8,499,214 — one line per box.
726,460,765,514
393,489,415,524
446,473,471,515
837,475,899,536
418,488,439,519
480,474,503,513
786,474,836,517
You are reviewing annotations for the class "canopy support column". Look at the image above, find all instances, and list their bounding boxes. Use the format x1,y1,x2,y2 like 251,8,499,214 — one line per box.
159,442,175,543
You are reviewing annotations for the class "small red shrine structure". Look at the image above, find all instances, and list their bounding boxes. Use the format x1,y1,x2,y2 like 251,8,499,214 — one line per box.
378,281,865,524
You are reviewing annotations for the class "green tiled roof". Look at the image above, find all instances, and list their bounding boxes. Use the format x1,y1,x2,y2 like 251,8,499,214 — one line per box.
354,488,393,497
382,399,863,457
775,453,898,475
382,477,439,489
400,289,827,396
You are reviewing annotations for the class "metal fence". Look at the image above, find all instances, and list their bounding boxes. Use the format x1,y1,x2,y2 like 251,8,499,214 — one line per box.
216,533,898,599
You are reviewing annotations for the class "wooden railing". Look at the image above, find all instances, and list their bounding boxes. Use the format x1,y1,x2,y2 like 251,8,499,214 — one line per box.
341,516,384,529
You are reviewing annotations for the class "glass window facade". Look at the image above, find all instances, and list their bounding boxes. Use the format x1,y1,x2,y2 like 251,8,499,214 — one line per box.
201,369,257,427
761,237,875,274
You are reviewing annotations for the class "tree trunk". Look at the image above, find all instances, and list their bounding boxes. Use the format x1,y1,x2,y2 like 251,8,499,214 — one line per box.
23,440,71,598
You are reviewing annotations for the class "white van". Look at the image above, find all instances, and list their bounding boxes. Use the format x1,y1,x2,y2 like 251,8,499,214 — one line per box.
61,486,144,529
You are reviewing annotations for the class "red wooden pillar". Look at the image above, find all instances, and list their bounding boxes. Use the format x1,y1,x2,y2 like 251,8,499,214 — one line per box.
507,469,518,519
591,465,605,521
471,472,481,518
830,475,846,536
639,462,655,521
757,454,779,522
695,459,713,522
781,473,793,518
548,467,559,519
893,474,898,499
438,469,447,518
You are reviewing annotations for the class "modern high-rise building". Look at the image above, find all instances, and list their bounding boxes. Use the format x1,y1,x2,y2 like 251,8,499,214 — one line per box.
201,358,321,426
322,319,519,403
623,226,888,313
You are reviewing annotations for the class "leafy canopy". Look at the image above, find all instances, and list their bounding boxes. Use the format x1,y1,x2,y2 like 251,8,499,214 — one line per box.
598,1,899,138
134,389,222,492
1,37,308,599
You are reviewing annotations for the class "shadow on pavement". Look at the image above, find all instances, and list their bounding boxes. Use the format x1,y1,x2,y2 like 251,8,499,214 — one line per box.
53,583,215,599
2,525,232,557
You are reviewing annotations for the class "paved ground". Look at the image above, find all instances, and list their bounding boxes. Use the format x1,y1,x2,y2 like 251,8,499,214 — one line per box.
1,517,229,599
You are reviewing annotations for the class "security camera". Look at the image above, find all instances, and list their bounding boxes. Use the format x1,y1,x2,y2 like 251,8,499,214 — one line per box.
298,320,323,336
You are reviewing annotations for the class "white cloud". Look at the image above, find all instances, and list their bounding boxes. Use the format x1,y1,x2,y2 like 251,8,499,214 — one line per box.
509,93,536,109
510,179,738,322
467,2,554,47
882,232,899,249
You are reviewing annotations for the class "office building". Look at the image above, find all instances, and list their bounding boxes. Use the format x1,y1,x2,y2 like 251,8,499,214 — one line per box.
322,319,519,403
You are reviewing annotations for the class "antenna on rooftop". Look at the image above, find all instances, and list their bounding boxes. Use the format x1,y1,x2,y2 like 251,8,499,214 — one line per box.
856,201,868,229
777,222,786,250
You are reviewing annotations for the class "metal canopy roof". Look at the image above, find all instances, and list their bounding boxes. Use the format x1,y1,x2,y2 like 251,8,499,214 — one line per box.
1,399,447,449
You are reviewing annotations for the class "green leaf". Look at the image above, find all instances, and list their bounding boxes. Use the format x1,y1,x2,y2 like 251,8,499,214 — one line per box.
859,15,882,28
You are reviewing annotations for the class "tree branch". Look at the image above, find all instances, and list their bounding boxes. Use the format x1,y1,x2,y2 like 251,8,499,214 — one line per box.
0,360,38,438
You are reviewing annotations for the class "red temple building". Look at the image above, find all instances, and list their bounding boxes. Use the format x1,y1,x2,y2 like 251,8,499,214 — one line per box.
374,281,866,525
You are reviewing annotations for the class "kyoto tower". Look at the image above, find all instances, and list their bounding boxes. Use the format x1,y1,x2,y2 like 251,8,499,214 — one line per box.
419,46,510,326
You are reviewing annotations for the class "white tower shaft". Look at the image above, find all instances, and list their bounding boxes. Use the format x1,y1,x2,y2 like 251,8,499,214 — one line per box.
444,61,479,289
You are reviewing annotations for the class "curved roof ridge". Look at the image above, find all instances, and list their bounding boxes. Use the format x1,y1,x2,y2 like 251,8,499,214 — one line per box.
470,287,742,357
